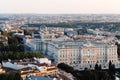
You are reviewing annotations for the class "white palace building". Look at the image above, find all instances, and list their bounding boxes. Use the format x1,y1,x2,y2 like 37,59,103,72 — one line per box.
25,35,120,70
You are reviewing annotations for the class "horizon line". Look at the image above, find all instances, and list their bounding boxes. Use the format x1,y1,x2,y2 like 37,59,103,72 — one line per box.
1,13,120,15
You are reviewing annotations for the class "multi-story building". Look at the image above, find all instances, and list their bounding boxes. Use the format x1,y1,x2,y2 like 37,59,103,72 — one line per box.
27,39,119,70
2,58,58,78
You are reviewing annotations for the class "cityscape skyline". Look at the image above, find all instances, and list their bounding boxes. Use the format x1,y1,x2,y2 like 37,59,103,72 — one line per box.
1,5,120,79
0,0,120,14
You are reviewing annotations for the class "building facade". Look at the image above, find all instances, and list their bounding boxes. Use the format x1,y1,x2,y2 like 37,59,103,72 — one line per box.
28,39,118,70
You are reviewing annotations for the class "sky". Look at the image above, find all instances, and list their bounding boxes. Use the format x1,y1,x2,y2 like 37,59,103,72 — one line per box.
0,0,120,14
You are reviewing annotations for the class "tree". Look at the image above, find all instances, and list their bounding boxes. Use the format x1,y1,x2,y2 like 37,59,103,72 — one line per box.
57,63,74,73
7,74,15,80
100,71,111,80
14,73,22,80
109,61,112,70
16,37,23,44
95,63,101,71
95,63,99,70
17,45,24,52
1,31,8,36
98,65,102,70
8,37,18,45
109,61,115,75
0,74,8,80
0,73,22,80
0,42,4,53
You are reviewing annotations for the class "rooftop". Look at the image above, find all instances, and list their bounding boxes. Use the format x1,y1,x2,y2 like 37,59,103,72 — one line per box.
49,40,115,48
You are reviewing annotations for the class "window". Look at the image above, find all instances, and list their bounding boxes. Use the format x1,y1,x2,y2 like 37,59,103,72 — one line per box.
88,61,89,63
74,61,75,64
